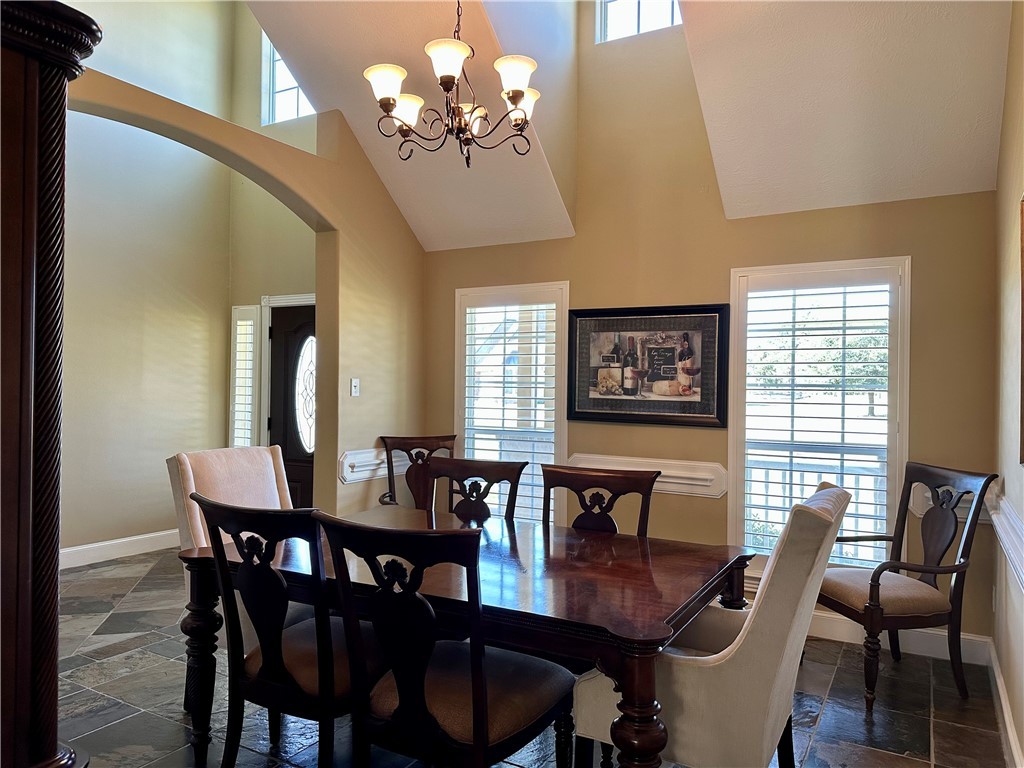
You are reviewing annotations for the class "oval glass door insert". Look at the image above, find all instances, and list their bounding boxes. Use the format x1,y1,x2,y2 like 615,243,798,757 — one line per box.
294,335,316,453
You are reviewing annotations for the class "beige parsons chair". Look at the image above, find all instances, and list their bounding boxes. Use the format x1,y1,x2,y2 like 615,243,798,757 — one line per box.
167,445,308,650
573,482,850,768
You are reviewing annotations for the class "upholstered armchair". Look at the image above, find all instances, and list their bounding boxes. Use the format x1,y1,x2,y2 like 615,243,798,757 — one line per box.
166,445,306,652
573,482,850,768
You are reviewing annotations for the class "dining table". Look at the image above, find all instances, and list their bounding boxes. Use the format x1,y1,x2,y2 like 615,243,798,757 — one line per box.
178,505,755,768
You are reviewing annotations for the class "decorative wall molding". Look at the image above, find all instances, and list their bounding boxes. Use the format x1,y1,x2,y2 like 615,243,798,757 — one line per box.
907,482,991,525
990,635,1024,768
567,453,728,498
59,529,179,570
991,494,1024,592
338,448,409,484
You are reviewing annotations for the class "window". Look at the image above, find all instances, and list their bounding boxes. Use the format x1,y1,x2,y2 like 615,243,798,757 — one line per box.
262,32,315,125
230,306,261,447
599,0,682,43
456,283,569,519
729,258,910,566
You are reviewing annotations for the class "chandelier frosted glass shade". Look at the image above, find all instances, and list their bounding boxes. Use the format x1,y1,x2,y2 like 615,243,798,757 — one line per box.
392,94,425,130
363,64,407,109
365,0,539,168
424,38,472,86
493,55,537,97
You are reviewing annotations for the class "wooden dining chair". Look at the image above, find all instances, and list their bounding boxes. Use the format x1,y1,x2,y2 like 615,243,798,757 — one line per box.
541,464,661,536
428,456,528,523
816,462,997,712
192,493,379,768
378,434,457,509
313,513,576,768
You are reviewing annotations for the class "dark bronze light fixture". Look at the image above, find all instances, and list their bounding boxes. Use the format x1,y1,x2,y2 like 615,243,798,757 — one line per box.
363,0,539,168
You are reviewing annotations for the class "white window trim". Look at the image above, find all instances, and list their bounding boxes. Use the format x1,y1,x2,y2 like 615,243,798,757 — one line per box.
454,281,569,523
258,293,316,446
260,32,273,127
727,256,911,564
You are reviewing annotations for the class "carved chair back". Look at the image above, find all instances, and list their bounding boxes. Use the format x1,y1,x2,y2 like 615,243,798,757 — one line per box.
541,464,661,536
379,435,457,509
427,456,528,523
314,514,487,757
191,493,332,699
888,462,996,598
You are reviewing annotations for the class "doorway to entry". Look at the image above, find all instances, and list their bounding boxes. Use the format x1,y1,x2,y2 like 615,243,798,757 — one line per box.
267,303,316,507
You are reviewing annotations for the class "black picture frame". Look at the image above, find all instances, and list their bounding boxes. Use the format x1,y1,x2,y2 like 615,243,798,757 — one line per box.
568,304,729,428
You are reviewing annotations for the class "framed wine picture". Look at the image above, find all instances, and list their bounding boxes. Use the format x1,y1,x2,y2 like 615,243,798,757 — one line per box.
568,304,729,427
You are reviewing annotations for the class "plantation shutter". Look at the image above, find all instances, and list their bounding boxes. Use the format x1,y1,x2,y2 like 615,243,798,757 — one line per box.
462,302,557,518
230,306,260,447
737,263,906,566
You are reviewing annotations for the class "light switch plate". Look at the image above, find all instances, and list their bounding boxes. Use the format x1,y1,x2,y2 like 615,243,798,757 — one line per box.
350,378,360,397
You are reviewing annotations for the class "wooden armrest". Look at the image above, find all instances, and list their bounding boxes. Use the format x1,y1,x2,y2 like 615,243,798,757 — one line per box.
867,559,968,605
378,491,398,505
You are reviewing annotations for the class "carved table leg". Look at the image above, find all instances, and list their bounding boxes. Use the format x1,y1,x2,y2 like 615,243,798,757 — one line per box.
719,560,749,610
179,554,222,768
610,650,666,768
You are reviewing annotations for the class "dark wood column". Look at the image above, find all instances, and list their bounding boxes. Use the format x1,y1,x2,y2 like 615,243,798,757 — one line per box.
1,3,100,767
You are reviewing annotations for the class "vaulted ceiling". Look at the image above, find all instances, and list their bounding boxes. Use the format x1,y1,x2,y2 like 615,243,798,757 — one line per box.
253,1,1013,247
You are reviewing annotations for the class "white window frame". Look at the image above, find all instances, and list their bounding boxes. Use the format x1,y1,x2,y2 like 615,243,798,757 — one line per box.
261,32,315,126
455,281,569,524
597,0,682,43
727,256,911,564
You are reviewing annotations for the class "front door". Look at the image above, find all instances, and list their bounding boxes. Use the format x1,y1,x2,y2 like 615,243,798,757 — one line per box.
268,304,316,507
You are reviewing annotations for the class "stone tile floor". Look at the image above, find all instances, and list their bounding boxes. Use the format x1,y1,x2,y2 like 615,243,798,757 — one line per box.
58,548,1011,768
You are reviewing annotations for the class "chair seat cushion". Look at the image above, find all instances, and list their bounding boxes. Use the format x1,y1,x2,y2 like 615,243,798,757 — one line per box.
820,567,951,617
244,616,380,697
369,640,574,745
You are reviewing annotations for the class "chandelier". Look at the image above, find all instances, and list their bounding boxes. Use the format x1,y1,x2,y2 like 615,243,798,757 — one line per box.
363,0,539,168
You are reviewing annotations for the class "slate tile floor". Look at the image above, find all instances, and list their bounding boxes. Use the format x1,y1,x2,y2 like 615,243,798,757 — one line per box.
58,549,1011,768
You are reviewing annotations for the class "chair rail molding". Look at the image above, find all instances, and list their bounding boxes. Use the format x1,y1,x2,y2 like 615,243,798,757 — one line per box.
907,482,992,525
566,454,728,498
338,448,410,484
991,493,1024,592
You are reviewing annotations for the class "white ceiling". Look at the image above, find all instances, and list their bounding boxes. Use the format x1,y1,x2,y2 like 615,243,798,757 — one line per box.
250,0,575,252
681,1,1012,219
253,1,1013,241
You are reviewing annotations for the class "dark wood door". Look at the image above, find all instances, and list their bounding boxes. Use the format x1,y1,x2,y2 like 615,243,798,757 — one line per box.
268,304,315,507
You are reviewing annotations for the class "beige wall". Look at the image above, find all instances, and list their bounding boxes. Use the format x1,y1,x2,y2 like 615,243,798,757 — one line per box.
423,2,1000,633
62,2,236,547
994,0,1024,755
228,5,315,307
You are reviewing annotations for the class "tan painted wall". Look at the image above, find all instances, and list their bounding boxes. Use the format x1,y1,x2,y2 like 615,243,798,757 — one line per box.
228,5,315,307
422,2,1000,633
313,113,428,515
994,0,1024,753
62,1,236,547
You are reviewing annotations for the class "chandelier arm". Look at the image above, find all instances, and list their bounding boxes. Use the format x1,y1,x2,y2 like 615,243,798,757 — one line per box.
469,130,530,155
398,130,450,160
469,107,528,141
377,114,402,139
421,107,448,139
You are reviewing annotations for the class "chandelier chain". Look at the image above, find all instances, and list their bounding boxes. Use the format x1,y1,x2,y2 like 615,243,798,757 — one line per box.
454,0,462,40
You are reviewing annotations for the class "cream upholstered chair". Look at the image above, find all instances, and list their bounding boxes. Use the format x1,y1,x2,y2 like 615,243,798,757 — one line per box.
167,445,294,553
167,446,307,652
573,482,850,768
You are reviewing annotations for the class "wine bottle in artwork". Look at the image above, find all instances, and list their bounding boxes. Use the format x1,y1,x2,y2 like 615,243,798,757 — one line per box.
622,336,639,396
609,332,622,363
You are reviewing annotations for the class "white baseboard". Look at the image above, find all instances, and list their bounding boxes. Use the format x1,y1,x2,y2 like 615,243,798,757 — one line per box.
990,638,1024,768
60,529,179,569
806,608,992,665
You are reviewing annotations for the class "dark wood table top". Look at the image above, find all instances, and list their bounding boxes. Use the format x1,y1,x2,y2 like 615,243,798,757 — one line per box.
181,505,755,647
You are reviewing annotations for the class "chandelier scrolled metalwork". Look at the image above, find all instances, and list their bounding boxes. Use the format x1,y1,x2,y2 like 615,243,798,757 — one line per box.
363,0,539,168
